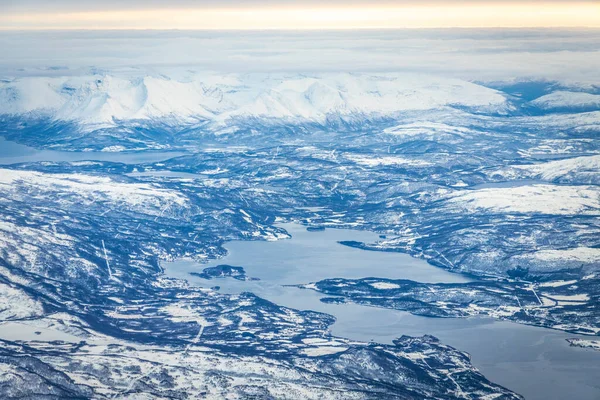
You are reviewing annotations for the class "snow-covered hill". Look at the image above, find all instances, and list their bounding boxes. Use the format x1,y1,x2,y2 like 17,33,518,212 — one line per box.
531,91,600,111
0,73,508,128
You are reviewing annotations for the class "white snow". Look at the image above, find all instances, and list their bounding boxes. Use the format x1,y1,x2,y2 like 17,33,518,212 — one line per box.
539,280,578,288
0,73,507,127
6,75,215,127
531,91,600,110
346,154,432,168
515,155,600,181
160,304,212,325
547,294,590,302
567,339,600,350
300,346,348,357
530,247,600,263
447,184,600,215
0,168,188,214
0,220,78,269
0,283,44,320
383,121,474,137
369,282,402,290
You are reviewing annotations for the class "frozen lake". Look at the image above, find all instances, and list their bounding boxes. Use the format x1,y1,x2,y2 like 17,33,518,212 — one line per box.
163,223,600,400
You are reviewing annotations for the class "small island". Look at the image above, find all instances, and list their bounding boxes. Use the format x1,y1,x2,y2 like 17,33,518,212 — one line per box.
567,339,600,352
190,264,259,281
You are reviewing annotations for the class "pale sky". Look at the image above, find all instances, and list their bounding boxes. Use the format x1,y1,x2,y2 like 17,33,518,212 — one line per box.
1,1,599,29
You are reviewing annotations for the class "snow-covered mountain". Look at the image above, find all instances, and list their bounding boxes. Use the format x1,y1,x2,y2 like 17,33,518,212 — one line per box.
0,73,509,128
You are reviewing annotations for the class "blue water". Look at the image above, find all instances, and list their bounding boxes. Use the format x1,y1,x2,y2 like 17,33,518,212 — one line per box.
163,223,600,400
0,136,187,165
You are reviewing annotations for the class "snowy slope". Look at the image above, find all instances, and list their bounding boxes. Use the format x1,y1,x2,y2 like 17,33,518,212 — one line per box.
519,155,600,181
0,168,188,214
492,155,600,184
531,91,600,111
0,73,508,128
0,282,43,320
1,76,217,127
446,184,600,215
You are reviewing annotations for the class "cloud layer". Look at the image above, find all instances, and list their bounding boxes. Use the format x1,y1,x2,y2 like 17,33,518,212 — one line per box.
1,30,599,85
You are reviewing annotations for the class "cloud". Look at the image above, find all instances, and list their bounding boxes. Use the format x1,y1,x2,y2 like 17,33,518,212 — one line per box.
0,30,599,85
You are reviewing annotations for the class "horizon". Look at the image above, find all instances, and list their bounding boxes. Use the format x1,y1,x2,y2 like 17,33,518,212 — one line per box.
1,2,599,30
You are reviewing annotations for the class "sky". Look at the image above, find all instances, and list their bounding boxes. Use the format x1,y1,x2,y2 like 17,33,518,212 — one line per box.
1,1,599,29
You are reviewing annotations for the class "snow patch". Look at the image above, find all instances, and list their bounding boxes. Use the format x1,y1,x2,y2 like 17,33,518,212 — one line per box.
448,184,600,215
531,247,600,263
531,91,600,110
369,282,402,290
